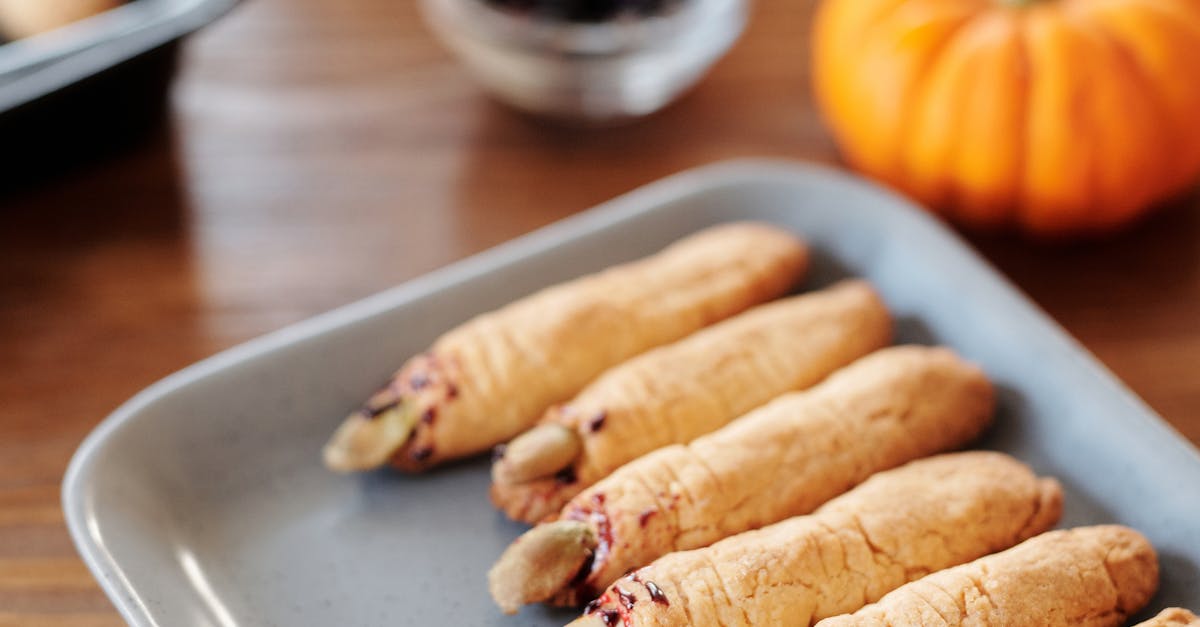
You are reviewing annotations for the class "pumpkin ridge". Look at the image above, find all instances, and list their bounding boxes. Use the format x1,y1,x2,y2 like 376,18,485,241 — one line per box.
811,0,914,176
1019,9,1096,233
1009,11,1032,233
861,0,975,182
1145,0,1200,37
893,6,990,210
1089,0,1200,199
1078,9,1176,229
1063,17,1105,233
940,13,1026,226
1132,0,1200,190
863,0,920,34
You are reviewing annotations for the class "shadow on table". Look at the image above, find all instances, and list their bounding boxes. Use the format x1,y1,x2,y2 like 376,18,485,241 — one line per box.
0,88,194,339
0,42,180,199
965,190,1200,306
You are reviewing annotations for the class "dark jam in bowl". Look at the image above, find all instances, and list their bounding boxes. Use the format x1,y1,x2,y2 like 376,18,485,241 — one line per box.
483,0,683,22
421,0,746,120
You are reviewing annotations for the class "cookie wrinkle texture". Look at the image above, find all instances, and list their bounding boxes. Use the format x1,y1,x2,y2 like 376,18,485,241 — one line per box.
496,345,996,609
816,525,1159,627
570,451,1061,627
491,280,891,523
324,222,809,472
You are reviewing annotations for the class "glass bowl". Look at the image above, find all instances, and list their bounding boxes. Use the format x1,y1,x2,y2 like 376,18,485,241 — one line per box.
420,0,747,123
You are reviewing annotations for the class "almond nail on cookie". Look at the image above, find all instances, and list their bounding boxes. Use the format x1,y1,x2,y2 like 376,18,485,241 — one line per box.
815,525,1159,627
488,345,995,612
570,451,1062,627
491,280,892,523
323,223,808,472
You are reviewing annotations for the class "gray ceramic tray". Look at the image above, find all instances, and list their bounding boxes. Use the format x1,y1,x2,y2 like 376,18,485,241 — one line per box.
63,160,1200,626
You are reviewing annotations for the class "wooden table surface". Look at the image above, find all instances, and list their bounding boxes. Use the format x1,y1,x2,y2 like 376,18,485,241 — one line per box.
1,0,1197,624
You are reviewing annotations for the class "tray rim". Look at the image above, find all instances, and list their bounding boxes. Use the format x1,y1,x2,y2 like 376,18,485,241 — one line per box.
61,158,1200,626
0,0,238,114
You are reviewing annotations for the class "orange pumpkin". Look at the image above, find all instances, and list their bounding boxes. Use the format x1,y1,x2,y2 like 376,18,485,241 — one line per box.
812,0,1200,236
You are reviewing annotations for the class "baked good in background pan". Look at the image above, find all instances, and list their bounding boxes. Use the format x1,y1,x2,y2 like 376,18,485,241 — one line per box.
0,0,123,40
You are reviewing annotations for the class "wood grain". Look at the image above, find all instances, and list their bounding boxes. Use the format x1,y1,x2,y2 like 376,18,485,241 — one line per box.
0,0,1197,623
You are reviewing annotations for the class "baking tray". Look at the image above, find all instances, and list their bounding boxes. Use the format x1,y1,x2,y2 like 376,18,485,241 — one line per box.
0,0,234,113
62,160,1200,626
0,0,235,187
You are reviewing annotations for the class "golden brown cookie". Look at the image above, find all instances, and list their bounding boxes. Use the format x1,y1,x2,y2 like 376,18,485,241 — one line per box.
0,0,120,39
323,223,808,472
491,280,891,523
488,346,995,612
816,526,1159,627
569,451,1061,627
